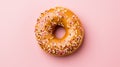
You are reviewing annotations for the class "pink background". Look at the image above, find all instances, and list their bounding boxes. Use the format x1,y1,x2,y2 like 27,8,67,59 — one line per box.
0,0,120,67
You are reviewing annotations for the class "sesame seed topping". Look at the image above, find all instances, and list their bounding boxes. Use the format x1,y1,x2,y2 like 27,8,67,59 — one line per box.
35,7,84,56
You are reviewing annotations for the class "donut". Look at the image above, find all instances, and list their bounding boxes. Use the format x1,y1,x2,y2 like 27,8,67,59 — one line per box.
35,7,84,56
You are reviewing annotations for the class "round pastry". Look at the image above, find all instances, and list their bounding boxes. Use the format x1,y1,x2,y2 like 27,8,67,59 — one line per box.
35,7,84,56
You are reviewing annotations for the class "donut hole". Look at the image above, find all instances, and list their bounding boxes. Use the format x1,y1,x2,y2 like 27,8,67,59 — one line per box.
53,25,66,39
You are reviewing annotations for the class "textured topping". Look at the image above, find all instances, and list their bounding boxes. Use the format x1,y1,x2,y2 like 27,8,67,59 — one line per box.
35,7,84,56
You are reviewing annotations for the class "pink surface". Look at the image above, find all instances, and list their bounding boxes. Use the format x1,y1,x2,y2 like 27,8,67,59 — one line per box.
0,0,120,67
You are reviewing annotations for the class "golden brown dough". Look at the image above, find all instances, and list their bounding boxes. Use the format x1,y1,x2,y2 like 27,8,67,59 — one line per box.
35,7,84,56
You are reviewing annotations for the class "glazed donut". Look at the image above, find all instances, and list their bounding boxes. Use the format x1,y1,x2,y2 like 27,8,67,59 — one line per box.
35,7,84,56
